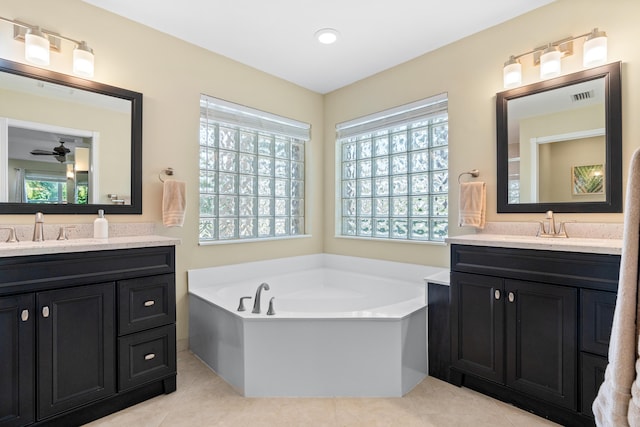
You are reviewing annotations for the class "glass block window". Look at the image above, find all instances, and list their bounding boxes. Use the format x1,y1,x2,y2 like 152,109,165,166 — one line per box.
337,94,448,242
199,95,310,243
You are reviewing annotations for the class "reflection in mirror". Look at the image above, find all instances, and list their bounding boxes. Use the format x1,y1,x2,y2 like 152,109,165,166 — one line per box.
497,62,622,213
6,123,95,204
0,58,142,214
507,78,606,204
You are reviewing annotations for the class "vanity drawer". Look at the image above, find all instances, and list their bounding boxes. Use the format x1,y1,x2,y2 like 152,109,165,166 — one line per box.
118,324,176,391
118,274,175,335
451,245,619,291
581,289,616,356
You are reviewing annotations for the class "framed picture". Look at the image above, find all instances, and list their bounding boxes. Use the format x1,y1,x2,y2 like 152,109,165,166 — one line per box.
572,164,604,195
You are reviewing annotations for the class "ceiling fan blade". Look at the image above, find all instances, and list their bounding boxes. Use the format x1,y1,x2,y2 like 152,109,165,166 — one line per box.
30,150,55,155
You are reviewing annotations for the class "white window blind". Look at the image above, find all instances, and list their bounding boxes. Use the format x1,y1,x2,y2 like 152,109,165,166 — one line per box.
200,95,311,141
336,93,447,139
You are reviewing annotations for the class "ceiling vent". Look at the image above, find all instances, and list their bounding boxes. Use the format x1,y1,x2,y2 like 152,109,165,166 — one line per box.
571,90,594,102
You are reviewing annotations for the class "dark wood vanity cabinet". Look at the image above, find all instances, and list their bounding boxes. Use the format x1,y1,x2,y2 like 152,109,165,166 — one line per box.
37,283,116,421
0,294,34,427
450,244,619,426
0,246,176,427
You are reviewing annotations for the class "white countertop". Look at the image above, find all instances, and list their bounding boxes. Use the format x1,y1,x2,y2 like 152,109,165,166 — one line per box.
424,269,450,286
446,234,622,255
0,235,180,258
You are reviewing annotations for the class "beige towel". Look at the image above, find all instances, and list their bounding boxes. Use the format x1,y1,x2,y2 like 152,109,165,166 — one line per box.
458,181,486,229
593,147,640,427
162,179,186,227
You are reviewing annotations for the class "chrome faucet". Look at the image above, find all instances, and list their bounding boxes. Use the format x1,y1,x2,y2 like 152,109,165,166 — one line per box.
33,212,45,242
252,282,270,314
537,210,568,238
0,227,19,242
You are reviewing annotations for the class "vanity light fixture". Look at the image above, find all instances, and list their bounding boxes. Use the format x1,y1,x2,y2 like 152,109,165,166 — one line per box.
315,28,339,45
583,28,608,67
24,26,50,65
539,44,562,79
0,16,95,78
502,28,607,88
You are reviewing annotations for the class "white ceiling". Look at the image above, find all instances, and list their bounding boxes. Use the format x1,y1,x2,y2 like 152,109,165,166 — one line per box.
82,0,554,94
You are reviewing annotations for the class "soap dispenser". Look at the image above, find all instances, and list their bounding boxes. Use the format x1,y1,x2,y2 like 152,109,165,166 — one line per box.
94,209,108,239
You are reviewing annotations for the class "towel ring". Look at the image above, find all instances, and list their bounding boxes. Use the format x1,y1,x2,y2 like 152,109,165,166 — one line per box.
458,169,480,184
159,167,174,183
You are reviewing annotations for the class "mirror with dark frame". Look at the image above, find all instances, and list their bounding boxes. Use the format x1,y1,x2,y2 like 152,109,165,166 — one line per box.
0,58,142,214
496,61,622,213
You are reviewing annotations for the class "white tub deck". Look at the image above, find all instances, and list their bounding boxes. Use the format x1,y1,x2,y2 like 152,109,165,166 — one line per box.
188,254,445,397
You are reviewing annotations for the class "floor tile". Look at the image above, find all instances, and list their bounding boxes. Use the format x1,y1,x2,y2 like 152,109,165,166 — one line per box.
84,351,561,427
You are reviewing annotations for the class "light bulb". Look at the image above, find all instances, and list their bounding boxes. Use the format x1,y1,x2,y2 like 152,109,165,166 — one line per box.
73,41,95,77
503,56,522,88
25,27,50,65
583,29,607,68
315,28,339,45
540,45,561,79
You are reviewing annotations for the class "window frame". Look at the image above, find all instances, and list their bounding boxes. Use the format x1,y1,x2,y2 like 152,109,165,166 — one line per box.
335,95,449,242
198,95,310,244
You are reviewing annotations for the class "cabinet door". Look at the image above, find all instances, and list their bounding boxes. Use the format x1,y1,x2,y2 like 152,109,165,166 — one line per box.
451,272,504,383
0,294,34,427
37,283,115,421
505,279,577,410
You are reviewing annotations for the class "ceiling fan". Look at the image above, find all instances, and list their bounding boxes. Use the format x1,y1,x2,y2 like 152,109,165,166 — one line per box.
30,139,72,163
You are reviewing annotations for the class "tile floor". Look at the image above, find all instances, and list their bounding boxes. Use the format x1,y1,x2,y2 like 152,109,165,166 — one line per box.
85,351,560,427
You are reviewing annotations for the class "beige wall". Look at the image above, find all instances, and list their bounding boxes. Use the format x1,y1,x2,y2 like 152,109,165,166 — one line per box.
0,0,325,347
1,0,639,346
324,0,640,266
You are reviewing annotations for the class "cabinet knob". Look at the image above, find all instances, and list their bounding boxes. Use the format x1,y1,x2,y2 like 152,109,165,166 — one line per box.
144,353,156,361
21,309,29,322
42,306,50,318
508,292,515,303
494,290,501,300
144,300,155,307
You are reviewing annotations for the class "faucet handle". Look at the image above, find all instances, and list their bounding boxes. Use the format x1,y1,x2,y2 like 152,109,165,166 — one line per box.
237,296,252,312
535,221,546,237
0,227,19,243
57,226,76,241
267,297,276,316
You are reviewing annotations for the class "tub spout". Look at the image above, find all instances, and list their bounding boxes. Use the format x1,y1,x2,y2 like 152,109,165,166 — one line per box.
252,282,270,314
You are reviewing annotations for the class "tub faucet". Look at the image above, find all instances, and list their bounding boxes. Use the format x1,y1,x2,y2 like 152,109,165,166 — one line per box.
33,212,44,242
252,282,270,314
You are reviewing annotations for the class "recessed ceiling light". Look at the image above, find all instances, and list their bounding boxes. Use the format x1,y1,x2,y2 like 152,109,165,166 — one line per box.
315,28,339,45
